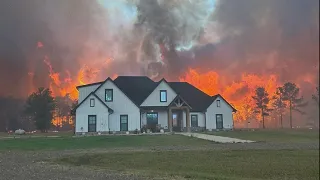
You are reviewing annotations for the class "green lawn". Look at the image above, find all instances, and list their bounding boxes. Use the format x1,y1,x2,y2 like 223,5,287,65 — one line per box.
0,135,211,151
58,149,319,180
0,131,74,137
206,129,319,143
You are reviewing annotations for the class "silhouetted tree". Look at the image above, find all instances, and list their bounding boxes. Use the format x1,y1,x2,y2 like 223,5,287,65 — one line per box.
25,87,56,132
272,87,287,128
252,87,273,129
312,87,319,106
282,82,308,129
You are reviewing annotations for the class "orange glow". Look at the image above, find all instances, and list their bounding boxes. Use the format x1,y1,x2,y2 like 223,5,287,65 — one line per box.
180,68,280,124
35,42,119,126
51,110,74,128
37,41,44,49
37,42,116,101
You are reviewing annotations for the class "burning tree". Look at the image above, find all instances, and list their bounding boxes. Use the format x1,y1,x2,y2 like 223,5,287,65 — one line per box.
272,87,287,128
25,87,56,132
53,96,75,130
252,87,273,129
282,82,308,129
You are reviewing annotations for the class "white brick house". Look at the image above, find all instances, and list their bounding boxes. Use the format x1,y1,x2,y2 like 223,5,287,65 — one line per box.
74,76,237,134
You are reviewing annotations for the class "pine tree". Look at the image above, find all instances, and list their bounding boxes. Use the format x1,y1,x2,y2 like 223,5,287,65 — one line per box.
25,88,56,132
252,87,273,129
282,82,308,129
272,87,286,128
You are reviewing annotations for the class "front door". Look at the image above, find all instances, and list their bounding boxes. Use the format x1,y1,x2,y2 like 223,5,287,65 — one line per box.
216,114,223,129
172,111,182,132
88,115,97,132
146,112,158,132
120,115,128,131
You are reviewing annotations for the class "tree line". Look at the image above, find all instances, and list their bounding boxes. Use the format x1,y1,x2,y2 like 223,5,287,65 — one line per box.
252,82,319,129
0,87,77,132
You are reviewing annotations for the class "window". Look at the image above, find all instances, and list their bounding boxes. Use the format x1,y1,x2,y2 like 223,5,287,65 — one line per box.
90,98,95,107
217,100,221,107
88,115,97,132
120,115,128,131
216,114,223,129
160,90,167,102
105,89,113,102
191,115,198,127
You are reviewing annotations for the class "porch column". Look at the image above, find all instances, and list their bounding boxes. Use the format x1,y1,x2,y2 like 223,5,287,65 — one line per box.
186,108,191,132
168,108,173,132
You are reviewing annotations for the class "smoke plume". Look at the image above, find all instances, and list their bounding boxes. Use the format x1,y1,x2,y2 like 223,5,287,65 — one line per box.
0,0,318,99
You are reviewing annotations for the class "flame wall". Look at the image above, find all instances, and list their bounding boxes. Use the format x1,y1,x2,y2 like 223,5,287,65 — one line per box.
0,0,318,127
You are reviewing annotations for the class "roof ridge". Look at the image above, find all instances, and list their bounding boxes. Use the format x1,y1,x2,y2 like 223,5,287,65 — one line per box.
76,81,104,89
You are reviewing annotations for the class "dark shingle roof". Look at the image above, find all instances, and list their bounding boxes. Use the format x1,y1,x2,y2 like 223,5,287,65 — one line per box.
168,82,213,112
76,81,103,89
113,76,157,105
76,76,236,112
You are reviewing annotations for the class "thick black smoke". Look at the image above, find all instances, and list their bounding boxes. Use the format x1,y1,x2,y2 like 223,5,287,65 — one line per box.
0,0,319,99
0,0,101,97
190,0,319,83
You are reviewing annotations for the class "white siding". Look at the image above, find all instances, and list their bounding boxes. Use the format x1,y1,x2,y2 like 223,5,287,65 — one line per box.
78,84,101,103
205,96,234,130
158,111,168,128
141,110,168,129
75,94,109,133
141,81,177,106
94,80,140,131
182,112,205,128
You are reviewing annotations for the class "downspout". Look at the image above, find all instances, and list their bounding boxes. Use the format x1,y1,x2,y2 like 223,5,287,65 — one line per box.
108,109,113,134
204,110,207,130
139,109,141,130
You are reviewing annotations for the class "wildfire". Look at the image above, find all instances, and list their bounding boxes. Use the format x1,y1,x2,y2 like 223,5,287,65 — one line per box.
31,41,120,126
180,68,280,125
31,41,313,128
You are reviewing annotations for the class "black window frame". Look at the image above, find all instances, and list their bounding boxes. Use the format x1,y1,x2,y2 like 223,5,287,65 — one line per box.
120,115,128,131
217,100,221,107
105,89,113,102
88,115,97,132
160,90,167,102
90,98,95,107
191,114,198,127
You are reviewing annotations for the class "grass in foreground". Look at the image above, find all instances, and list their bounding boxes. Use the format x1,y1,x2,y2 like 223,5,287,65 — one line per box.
57,149,319,180
206,129,319,143
0,131,74,137
0,135,211,151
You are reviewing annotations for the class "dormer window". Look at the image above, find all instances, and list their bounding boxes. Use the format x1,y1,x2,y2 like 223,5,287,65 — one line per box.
217,100,221,107
160,90,167,102
105,89,113,102
90,98,95,107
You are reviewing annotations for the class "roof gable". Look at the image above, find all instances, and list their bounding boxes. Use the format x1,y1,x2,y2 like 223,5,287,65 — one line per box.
212,94,237,112
75,76,236,113
140,78,178,106
168,82,213,112
74,92,113,113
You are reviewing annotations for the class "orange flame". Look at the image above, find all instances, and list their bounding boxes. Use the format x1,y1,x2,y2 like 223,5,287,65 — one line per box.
180,68,280,126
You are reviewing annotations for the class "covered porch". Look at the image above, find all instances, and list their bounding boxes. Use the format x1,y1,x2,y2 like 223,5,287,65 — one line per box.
167,95,192,132
140,95,192,133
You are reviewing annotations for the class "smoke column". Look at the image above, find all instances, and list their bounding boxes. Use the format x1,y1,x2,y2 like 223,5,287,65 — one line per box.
0,0,318,98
